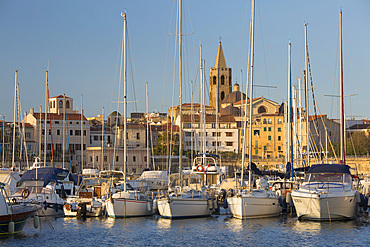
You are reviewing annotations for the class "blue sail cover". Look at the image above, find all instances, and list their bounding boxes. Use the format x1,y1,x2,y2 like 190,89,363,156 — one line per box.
307,164,351,174
20,167,75,185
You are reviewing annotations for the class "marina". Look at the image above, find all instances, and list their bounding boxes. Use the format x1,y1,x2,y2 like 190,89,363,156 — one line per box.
1,0,370,245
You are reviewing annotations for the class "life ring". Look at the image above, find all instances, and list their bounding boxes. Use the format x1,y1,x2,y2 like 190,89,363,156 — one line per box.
21,188,30,199
196,165,204,172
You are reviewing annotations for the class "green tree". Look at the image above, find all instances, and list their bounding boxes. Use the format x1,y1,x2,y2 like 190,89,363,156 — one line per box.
153,131,179,156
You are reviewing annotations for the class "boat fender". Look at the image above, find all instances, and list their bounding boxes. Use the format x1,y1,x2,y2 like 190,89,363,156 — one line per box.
43,201,48,210
364,197,368,211
8,221,14,235
33,215,40,229
21,188,30,199
286,192,292,205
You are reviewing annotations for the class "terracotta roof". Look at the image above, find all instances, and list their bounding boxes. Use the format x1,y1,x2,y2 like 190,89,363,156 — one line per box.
234,97,262,105
32,112,87,121
347,124,370,130
308,115,326,122
50,95,72,99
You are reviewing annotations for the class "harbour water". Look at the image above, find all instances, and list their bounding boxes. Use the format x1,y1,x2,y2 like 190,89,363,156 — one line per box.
1,214,369,246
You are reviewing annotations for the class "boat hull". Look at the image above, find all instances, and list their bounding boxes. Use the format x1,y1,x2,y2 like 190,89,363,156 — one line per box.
0,206,39,235
227,194,281,219
105,198,152,218
292,192,358,221
157,198,212,219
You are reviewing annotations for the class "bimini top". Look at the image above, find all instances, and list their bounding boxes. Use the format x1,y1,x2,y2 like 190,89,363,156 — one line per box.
307,164,351,174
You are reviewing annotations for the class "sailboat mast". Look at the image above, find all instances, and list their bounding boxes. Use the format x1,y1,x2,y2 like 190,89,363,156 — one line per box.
80,94,83,171
146,82,150,169
178,0,183,186
304,24,309,167
339,10,345,164
44,70,48,168
123,11,127,191
12,70,17,170
248,0,256,191
63,94,66,169
288,41,293,178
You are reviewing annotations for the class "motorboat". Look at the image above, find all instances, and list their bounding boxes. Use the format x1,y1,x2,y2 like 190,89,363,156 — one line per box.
191,153,224,187
291,164,358,221
0,182,40,235
139,170,168,191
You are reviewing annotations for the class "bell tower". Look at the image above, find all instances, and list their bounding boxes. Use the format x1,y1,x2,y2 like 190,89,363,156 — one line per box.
209,42,232,113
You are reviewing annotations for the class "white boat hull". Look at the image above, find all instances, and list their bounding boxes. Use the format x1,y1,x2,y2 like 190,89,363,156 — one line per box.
105,198,152,218
292,192,358,220
227,192,281,219
157,198,213,219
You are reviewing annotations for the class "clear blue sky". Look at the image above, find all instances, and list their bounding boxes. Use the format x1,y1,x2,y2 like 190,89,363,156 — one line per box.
0,0,369,122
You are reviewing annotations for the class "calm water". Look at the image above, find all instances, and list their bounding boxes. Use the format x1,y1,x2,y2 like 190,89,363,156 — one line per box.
1,213,369,246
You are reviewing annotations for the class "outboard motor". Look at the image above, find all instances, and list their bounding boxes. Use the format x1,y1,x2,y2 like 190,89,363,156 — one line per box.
77,203,87,219
219,189,227,202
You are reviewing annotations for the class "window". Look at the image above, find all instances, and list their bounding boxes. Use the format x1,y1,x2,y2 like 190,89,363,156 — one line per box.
254,130,260,137
185,132,191,137
66,101,70,108
268,127,271,131
268,136,271,141
264,127,267,131
263,119,267,124
221,91,225,101
255,141,258,148
278,136,281,141
264,146,267,151
116,156,119,162
90,156,93,162
83,130,86,136
144,156,147,162
48,129,51,135
75,130,81,136
94,136,98,141
133,156,136,162
57,129,60,135
278,127,281,132
70,130,73,136
221,75,225,85
59,101,63,108
226,132,233,137
75,144,81,151
55,121,59,124
25,132,31,139
226,142,233,146
278,146,281,151
136,133,140,139
258,106,267,114
278,118,282,124
268,118,272,124
96,156,99,162
213,76,216,85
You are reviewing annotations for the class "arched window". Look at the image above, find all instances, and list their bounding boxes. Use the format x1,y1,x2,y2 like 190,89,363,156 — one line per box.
213,76,217,85
268,118,272,124
221,75,225,85
263,119,267,124
52,101,55,108
66,101,70,109
278,118,282,124
59,100,63,108
221,91,225,101
258,106,267,114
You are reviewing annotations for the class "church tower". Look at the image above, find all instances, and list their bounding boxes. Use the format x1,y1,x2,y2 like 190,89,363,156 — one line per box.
209,42,232,113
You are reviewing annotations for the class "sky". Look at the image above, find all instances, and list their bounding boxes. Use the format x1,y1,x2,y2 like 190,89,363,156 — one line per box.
0,0,369,122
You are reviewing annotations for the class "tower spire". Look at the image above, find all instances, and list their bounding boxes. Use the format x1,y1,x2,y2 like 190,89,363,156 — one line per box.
214,42,227,69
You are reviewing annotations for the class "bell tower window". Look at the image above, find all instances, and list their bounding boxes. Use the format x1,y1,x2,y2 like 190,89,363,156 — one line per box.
221,75,225,85
213,76,217,85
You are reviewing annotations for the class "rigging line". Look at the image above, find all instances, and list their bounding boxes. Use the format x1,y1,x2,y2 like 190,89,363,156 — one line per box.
161,0,177,111
232,2,249,70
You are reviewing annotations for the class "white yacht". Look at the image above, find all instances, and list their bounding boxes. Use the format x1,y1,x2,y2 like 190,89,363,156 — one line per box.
291,164,358,220
191,153,223,187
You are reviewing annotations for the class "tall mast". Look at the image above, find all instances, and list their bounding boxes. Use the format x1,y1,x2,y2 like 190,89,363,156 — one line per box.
178,0,183,186
44,70,48,167
12,70,18,170
200,44,205,155
146,82,150,169
63,94,66,169
39,105,42,158
123,11,127,191
339,10,345,164
102,107,106,170
288,41,293,178
2,115,4,165
248,0,256,191
304,24,309,167
81,94,83,171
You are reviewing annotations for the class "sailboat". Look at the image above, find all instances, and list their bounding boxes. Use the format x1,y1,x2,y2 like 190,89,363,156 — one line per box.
104,12,152,218
156,0,214,219
226,0,282,219
291,10,358,221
